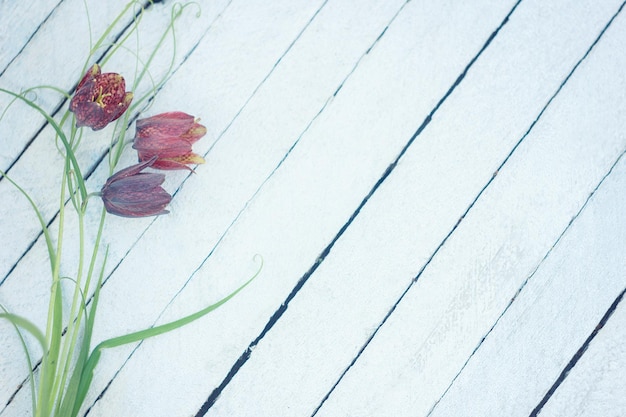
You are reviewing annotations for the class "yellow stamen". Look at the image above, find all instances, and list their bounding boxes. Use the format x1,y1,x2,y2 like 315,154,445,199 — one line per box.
93,86,112,108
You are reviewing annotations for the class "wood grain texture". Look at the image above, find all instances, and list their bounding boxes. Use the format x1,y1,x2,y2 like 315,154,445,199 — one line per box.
1,1,624,416
427,153,626,417
0,0,134,171
0,0,234,409
1,0,329,414
315,2,626,415
540,295,626,417
0,0,231,287
105,1,522,416
0,0,60,73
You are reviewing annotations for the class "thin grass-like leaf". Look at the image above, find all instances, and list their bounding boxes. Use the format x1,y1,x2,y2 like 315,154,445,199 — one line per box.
58,247,108,417
73,256,263,414
37,280,64,417
0,169,56,274
99,1,146,69
49,275,86,417
83,0,142,72
0,312,48,354
99,256,262,349
0,305,39,414
0,88,88,203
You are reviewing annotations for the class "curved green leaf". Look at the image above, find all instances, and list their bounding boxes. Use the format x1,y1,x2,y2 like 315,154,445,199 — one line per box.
0,313,47,353
0,88,88,202
0,169,56,274
73,256,263,415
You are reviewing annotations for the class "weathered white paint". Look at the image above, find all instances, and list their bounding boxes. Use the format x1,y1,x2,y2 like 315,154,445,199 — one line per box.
1,1,625,416
87,1,523,416
0,0,232,284
540,298,626,417
0,0,136,171
426,156,626,417
314,2,626,416
0,0,234,408
0,0,60,73
1,0,327,413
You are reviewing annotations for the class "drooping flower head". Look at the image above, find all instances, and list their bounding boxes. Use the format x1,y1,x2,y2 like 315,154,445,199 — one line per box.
132,111,206,170
70,64,133,130
101,157,171,218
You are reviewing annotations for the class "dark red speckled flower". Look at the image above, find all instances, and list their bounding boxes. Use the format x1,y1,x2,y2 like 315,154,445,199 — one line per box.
100,157,171,218
69,64,133,131
132,111,206,170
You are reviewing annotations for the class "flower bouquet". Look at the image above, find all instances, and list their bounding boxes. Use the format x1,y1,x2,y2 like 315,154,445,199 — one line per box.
0,2,260,416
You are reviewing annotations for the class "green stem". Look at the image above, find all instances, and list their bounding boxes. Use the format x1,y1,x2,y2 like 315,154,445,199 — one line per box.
51,209,85,413
84,0,140,71
36,160,68,417
56,205,107,414
109,2,184,171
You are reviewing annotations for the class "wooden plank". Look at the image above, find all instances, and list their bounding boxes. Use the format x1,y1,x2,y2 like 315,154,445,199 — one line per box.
0,0,135,171
1,3,622,417
0,0,235,408
0,0,329,413
0,0,236,291
82,0,442,414
77,1,525,416
426,156,626,417
540,295,626,417
201,1,626,416
0,0,231,284
308,4,626,417
0,0,60,74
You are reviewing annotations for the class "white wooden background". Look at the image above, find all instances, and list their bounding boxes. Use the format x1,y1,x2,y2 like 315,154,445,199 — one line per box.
1,0,625,416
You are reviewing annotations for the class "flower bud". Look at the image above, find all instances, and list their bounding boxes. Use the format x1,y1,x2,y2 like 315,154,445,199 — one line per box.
133,111,206,170
101,157,171,217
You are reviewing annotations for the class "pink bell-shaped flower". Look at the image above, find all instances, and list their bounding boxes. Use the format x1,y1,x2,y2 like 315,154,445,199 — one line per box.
133,111,206,170
101,157,171,217
70,64,133,130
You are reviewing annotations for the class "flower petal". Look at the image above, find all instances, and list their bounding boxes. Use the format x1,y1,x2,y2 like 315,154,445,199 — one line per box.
135,112,196,138
104,156,157,186
71,102,108,130
101,158,172,217
76,64,100,91
133,136,193,156
106,172,165,194
69,66,132,130
108,92,134,123
181,123,207,143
